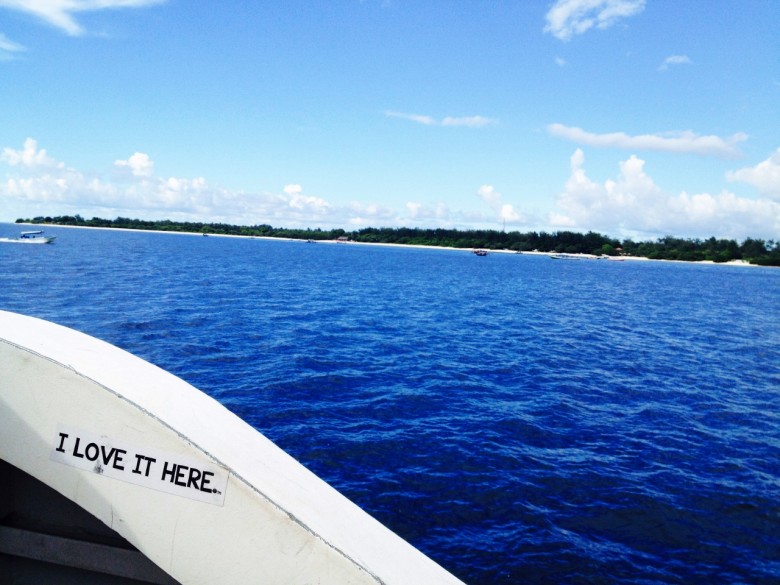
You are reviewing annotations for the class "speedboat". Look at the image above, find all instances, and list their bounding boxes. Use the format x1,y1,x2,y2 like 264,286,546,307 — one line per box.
0,230,56,244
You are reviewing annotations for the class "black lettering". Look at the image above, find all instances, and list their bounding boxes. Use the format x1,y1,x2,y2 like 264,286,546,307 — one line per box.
186,467,202,489
112,448,127,471
133,454,157,476
84,442,99,462
100,446,113,466
200,471,215,493
142,456,156,476
56,432,69,453
160,461,176,483
174,464,188,487
161,461,177,483
97,446,126,471
73,437,85,458
132,453,145,474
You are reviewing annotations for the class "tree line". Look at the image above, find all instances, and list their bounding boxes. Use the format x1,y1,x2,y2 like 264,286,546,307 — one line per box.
17,215,780,266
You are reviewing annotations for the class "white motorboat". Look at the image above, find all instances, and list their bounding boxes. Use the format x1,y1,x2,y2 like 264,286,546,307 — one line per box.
0,230,56,244
0,310,465,585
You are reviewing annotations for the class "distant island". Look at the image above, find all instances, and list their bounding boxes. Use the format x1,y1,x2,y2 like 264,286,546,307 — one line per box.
15,215,780,266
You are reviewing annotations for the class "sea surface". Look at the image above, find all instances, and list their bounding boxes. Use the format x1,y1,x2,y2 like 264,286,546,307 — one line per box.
1,224,779,584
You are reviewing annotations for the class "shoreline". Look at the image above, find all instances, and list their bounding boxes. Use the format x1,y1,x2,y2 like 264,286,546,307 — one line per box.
6,222,769,268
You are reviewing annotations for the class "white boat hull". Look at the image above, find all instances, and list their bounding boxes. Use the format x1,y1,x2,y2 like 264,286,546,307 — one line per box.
0,237,55,244
0,311,464,585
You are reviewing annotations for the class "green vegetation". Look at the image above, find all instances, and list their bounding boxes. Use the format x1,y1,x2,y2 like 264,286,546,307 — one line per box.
16,215,780,266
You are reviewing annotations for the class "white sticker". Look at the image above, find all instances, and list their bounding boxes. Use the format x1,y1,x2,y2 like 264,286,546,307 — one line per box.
50,424,228,506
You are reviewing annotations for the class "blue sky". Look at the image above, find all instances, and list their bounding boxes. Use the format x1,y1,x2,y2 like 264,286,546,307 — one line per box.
1,0,778,240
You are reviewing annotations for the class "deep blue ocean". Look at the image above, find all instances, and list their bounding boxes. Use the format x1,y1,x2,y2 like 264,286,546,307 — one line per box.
2,224,779,584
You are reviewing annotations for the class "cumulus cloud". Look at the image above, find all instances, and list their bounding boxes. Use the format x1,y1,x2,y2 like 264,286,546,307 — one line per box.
2,140,116,209
0,139,361,226
726,148,780,200
544,0,645,41
385,111,497,128
2,138,63,169
0,0,165,36
283,184,303,196
0,138,243,220
2,139,498,229
548,123,747,158
477,184,526,225
0,140,537,231
658,54,692,71
406,201,450,222
6,138,775,239
114,152,154,177
477,185,502,206
287,188,331,215
346,201,397,226
550,149,780,239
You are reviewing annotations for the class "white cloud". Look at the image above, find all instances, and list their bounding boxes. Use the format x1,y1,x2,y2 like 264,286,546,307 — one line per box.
548,123,747,157
385,111,436,125
114,152,154,177
0,139,249,221
406,201,450,221
550,149,780,239
0,0,165,36
2,138,63,169
346,201,398,227
277,185,335,220
500,203,522,222
441,116,496,128
477,184,526,226
0,140,509,230
0,32,25,59
347,201,395,219
1,145,117,209
477,185,501,206
658,54,692,71
385,111,497,128
726,148,780,200
288,190,331,214
283,183,303,196
0,140,370,227
5,139,777,239
544,0,645,41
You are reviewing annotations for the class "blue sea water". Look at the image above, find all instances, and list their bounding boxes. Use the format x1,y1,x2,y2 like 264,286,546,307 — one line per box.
1,224,779,584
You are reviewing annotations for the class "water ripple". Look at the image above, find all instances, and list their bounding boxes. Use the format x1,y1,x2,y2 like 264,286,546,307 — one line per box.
1,226,779,584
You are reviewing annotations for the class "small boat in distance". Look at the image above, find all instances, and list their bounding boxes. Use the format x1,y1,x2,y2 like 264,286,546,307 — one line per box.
473,249,488,256
0,230,56,244
550,253,608,260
